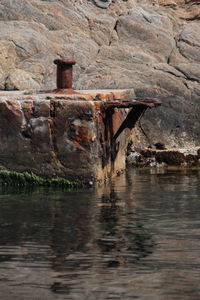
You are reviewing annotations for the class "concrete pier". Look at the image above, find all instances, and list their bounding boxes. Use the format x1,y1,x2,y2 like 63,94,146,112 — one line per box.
0,89,160,184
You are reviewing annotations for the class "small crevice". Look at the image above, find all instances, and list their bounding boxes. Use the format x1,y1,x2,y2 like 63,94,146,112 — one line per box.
153,66,186,80
49,100,58,154
167,56,170,64
183,15,200,21
113,19,119,35
10,40,27,53
97,47,101,55
21,127,32,139
167,44,176,65
179,37,200,49
50,124,58,154
50,100,56,118
142,13,152,24
187,1,200,6
109,19,119,46
173,66,199,83
4,75,9,91
174,37,193,61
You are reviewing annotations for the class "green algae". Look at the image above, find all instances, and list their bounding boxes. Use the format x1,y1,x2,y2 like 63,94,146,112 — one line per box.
0,170,82,188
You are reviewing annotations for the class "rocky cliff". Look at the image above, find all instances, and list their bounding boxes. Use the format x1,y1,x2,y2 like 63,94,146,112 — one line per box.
0,0,200,148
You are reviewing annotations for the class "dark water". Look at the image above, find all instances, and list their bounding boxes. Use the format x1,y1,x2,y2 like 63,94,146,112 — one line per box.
0,169,200,300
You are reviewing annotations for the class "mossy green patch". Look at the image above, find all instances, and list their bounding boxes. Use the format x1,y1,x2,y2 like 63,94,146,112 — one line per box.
0,170,82,188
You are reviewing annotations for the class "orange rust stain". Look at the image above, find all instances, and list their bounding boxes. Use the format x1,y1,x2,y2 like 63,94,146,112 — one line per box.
95,93,114,102
96,93,107,101
112,109,125,135
73,125,91,144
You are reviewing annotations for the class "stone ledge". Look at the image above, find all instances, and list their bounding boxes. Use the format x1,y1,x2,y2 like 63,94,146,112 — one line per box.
127,147,200,168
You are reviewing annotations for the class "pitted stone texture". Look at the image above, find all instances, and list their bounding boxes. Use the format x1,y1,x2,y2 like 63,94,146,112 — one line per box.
158,0,200,21
174,63,200,83
0,41,17,71
116,21,173,63
177,23,200,63
92,0,112,9
6,69,40,91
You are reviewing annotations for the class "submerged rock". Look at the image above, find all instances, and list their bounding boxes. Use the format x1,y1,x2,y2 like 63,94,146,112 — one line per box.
127,147,200,168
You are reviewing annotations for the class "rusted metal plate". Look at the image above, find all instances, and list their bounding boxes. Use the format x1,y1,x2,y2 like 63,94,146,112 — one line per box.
103,97,162,109
101,97,162,145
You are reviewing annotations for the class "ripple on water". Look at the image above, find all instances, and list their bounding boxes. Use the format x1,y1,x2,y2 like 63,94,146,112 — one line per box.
0,169,200,300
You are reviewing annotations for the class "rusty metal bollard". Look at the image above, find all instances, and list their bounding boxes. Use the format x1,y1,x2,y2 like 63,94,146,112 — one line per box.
54,59,77,94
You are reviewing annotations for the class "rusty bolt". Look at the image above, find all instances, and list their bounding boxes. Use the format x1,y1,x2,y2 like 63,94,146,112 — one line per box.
54,59,76,90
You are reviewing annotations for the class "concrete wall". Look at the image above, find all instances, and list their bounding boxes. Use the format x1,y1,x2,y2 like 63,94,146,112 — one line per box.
0,90,133,184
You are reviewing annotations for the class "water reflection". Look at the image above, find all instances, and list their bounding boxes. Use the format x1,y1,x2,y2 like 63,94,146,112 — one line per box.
96,188,154,267
0,170,200,299
47,182,156,296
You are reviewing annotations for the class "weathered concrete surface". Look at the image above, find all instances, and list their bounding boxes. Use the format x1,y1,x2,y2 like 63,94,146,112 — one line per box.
0,0,199,148
0,89,136,183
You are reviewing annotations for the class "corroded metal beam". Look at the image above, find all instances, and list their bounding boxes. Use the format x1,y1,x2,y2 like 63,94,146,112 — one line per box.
102,97,161,142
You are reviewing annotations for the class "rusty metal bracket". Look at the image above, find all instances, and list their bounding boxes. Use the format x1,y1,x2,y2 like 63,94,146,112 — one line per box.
103,98,161,142
112,105,147,142
100,97,161,164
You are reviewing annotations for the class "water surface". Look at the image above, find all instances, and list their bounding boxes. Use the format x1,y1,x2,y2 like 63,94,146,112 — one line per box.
0,169,200,300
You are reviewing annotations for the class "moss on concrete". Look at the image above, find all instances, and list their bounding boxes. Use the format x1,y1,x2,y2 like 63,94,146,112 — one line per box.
0,170,82,188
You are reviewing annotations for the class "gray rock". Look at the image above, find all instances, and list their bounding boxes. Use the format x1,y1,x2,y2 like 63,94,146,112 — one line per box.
5,69,40,90
177,23,200,62
115,13,175,62
0,0,200,148
174,63,200,82
92,0,112,9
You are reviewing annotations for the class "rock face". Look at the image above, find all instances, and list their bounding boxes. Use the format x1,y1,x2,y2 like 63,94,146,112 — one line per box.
0,0,200,148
